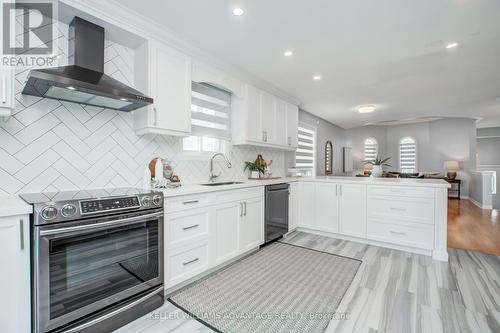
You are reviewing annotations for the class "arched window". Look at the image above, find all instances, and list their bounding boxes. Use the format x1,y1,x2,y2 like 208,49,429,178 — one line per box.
325,141,333,175
364,137,378,162
399,137,417,173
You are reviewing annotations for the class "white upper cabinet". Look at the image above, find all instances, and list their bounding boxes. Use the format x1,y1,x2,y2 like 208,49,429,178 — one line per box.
134,40,191,136
0,67,15,117
232,84,299,150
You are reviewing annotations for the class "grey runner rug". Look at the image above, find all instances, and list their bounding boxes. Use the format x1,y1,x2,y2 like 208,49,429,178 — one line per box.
168,242,361,333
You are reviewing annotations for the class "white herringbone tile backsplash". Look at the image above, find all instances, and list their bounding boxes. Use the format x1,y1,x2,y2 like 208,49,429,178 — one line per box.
0,18,285,195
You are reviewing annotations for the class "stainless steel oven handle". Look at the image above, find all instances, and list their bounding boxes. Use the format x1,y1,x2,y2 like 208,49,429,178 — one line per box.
39,211,164,236
63,286,164,333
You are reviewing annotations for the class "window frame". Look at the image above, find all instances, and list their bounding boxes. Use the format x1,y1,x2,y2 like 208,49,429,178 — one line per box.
364,137,378,162
399,136,417,173
295,123,317,176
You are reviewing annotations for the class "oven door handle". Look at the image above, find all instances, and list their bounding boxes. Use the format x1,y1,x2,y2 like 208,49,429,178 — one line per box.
38,211,163,236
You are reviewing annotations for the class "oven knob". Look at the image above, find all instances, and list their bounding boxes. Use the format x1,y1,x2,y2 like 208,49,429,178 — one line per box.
41,205,58,220
141,196,152,207
152,195,162,206
61,204,77,218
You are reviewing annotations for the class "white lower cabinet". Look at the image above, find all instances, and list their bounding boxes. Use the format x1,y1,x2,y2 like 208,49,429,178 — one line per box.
338,184,367,237
314,183,339,232
165,188,264,289
239,196,264,252
214,201,241,265
296,180,447,260
288,182,299,231
0,215,30,333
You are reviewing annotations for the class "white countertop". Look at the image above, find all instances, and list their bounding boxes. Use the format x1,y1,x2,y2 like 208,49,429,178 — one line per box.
160,178,298,198
300,176,451,188
0,196,33,217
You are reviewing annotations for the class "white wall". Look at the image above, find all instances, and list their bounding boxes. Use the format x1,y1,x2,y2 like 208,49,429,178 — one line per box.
347,118,477,197
285,110,348,176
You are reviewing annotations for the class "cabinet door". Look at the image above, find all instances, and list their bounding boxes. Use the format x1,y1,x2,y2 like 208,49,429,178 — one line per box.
213,202,242,265
315,183,340,232
286,103,299,148
240,197,264,251
298,182,316,228
274,99,287,146
260,91,275,143
0,216,30,333
245,85,262,142
151,44,191,135
165,208,210,249
339,184,367,237
288,182,299,230
0,67,15,117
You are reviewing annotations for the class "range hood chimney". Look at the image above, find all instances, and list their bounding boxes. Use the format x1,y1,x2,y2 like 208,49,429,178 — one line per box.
22,17,153,112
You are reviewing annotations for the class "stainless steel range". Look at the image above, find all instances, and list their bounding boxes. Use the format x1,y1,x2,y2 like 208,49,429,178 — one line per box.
20,188,164,333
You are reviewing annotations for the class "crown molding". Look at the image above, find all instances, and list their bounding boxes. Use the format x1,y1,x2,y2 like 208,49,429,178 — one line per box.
60,0,301,105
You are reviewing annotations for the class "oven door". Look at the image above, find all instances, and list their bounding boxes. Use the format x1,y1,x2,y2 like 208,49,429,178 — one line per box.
33,210,164,333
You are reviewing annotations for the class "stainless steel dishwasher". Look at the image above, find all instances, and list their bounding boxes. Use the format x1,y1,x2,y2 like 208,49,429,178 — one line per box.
265,183,290,243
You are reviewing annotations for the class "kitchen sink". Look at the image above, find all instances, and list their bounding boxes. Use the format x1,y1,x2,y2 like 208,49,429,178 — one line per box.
201,181,245,186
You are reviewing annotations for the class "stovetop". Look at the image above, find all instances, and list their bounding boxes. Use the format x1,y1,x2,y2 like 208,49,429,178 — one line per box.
19,187,153,204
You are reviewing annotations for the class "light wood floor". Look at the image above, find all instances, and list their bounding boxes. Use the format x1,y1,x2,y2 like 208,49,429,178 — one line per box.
116,231,500,333
447,199,500,256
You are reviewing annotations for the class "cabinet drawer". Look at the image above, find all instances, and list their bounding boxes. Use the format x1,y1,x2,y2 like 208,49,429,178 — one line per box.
167,241,210,286
165,193,212,213
367,196,434,225
367,219,434,250
214,187,263,204
368,186,434,199
166,209,209,248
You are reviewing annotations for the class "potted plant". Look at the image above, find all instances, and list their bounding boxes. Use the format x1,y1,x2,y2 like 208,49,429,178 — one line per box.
362,156,391,177
244,161,267,179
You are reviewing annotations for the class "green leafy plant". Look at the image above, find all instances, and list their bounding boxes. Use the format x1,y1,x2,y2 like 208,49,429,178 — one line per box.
244,161,267,175
362,156,392,167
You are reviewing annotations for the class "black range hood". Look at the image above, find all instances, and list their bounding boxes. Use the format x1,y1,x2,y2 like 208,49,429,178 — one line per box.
22,17,153,112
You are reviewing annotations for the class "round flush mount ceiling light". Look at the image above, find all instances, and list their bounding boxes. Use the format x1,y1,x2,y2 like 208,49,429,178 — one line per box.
313,75,321,81
120,98,128,101
284,51,293,57
67,86,76,90
358,105,376,113
445,42,459,49
232,8,244,16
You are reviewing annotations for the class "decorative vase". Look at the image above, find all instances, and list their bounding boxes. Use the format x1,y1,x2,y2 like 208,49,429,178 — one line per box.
371,165,383,177
250,171,259,179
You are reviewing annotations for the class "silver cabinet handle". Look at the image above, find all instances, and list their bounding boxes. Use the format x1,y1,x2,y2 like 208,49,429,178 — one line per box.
244,202,247,216
1,75,6,104
287,136,291,146
153,107,158,126
335,185,338,196
182,258,199,266
19,219,24,250
182,200,199,205
390,230,406,236
182,224,199,231
339,185,342,196
390,207,407,212
262,131,266,142
240,202,243,217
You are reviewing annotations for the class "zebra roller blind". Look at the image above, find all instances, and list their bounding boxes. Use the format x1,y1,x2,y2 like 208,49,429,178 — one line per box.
191,82,231,140
399,137,417,173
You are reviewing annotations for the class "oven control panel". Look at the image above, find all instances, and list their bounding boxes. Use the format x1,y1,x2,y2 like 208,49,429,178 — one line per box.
80,196,140,214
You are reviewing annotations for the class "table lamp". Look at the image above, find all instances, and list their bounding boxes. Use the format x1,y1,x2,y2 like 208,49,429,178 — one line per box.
444,161,460,180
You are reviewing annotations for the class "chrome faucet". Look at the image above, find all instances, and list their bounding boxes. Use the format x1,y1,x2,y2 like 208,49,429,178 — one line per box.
209,153,232,182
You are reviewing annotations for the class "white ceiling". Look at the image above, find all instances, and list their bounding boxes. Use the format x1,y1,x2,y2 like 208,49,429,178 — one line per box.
119,0,500,129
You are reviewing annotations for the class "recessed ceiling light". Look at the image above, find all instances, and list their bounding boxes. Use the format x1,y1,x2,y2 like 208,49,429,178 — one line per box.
358,105,376,113
445,42,459,49
313,75,321,81
284,51,293,57
120,98,128,101
232,8,244,16
67,86,76,90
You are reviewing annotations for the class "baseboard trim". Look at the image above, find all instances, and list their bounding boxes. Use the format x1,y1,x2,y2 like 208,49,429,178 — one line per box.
468,198,493,210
